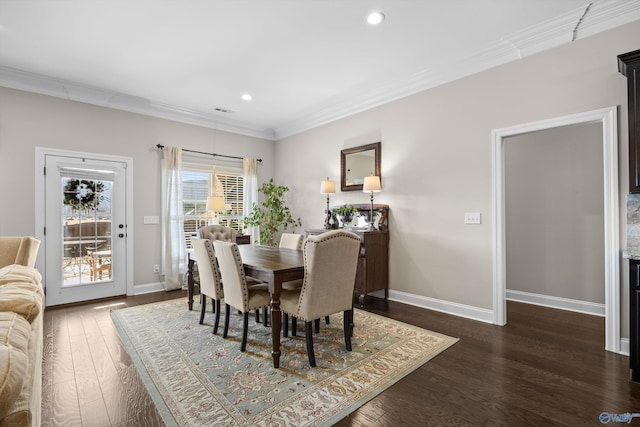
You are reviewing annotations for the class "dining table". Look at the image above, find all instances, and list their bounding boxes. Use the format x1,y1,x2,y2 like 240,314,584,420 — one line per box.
187,244,304,368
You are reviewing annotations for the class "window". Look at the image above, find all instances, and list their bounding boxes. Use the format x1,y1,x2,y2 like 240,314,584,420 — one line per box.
182,163,244,248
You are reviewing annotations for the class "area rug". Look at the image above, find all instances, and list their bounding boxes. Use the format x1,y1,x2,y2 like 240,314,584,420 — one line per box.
110,298,458,426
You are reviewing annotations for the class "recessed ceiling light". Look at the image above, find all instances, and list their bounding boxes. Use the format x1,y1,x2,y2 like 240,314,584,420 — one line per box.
241,93,252,101
367,11,385,25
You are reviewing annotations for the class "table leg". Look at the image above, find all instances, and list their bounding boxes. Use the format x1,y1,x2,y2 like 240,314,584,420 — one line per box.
187,256,194,311
271,290,282,368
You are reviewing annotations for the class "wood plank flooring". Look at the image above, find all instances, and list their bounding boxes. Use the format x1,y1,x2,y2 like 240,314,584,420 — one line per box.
42,292,640,426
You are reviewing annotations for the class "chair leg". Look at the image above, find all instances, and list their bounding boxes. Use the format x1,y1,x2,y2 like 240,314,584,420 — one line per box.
292,317,297,336
305,321,316,367
263,307,269,327
344,309,353,351
314,318,320,334
213,299,221,335
223,304,231,338
255,309,261,323
325,315,330,325
283,313,289,337
241,312,249,352
199,294,206,325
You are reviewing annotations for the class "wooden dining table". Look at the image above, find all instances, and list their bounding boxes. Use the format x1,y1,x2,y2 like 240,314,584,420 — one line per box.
187,244,304,368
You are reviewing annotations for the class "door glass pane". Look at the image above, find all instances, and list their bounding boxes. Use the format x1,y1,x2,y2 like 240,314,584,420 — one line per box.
62,176,112,287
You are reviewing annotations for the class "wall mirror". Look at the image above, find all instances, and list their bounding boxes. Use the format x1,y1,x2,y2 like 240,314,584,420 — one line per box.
341,142,381,191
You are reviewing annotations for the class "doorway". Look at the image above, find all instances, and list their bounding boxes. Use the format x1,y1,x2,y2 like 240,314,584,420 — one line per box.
35,148,134,306
491,106,620,353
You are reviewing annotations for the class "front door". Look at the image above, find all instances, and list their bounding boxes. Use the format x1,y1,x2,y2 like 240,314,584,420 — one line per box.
41,151,129,306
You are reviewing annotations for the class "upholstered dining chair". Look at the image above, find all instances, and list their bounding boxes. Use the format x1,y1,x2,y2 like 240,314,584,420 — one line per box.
191,238,224,334
279,232,330,333
279,233,304,250
198,225,237,242
213,241,271,352
279,230,361,367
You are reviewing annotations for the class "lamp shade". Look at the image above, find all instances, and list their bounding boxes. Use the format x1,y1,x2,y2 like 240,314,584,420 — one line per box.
363,175,381,192
320,179,336,194
206,195,225,212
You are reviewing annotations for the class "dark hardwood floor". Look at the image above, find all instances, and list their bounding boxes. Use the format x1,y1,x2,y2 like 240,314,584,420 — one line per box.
42,292,640,426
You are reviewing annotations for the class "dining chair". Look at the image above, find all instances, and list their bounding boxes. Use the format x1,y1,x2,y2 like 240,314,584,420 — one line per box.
279,230,361,367
198,225,237,242
279,233,304,250
213,241,271,352
86,250,111,281
191,238,224,334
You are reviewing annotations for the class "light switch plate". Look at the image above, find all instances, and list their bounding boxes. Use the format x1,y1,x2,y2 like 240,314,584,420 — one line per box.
144,215,160,224
464,212,481,224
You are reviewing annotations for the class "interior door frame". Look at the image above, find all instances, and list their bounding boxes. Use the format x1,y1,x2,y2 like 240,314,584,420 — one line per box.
35,147,135,299
491,106,620,353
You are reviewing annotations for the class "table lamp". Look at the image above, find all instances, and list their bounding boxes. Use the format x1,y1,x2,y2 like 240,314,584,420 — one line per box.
206,195,225,225
363,175,381,230
320,178,336,229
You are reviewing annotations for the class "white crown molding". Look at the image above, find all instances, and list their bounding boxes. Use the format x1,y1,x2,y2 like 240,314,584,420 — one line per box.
274,1,640,139
1,0,638,141
0,65,277,141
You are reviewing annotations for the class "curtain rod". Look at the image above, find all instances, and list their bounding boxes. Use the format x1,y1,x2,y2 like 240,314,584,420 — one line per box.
155,144,262,163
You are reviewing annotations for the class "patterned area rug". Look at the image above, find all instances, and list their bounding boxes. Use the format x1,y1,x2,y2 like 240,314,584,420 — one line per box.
110,298,458,426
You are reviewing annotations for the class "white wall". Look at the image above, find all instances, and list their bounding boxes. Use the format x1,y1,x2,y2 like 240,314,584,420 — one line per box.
275,20,639,325
0,87,275,289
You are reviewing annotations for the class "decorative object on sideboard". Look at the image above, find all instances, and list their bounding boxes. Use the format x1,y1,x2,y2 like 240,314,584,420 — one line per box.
206,195,225,225
363,175,381,231
320,177,336,230
333,204,359,229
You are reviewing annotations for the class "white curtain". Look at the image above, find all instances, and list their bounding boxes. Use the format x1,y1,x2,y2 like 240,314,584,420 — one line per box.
243,158,259,244
161,146,187,290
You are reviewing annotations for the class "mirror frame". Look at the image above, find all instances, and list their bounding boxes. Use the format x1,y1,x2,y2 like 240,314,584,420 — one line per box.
340,142,381,192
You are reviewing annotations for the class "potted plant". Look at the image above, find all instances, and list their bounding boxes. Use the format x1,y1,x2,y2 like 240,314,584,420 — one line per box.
243,178,302,246
333,204,358,227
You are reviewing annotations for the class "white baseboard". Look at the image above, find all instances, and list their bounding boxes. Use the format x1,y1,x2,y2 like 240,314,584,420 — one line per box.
388,289,495,324
382,289,627,356
620,338,630,356
132,282,164,295
506,289,605,317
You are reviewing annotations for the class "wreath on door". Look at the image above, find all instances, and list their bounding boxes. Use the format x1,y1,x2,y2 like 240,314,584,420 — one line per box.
63,179,105,211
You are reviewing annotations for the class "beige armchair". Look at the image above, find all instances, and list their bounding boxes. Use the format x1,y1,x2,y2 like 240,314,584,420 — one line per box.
0,236,40,268
198,225,237,242
213,241,271,352
279,230,361,367
191,238,224,334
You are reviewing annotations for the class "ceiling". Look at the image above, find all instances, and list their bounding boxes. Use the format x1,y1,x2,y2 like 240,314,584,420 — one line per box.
1,1,639,140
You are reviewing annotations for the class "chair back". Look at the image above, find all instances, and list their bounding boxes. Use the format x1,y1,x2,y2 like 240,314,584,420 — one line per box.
296,230,361,321
198,225,237,242
0,236,40,268
191,238,223,299
213,241,249,312
279,233,304,250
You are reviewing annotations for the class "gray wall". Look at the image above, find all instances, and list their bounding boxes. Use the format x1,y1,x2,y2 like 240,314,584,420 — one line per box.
504,123,604,304
274,20,637,330
0,87,275,288
1,19,638,336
